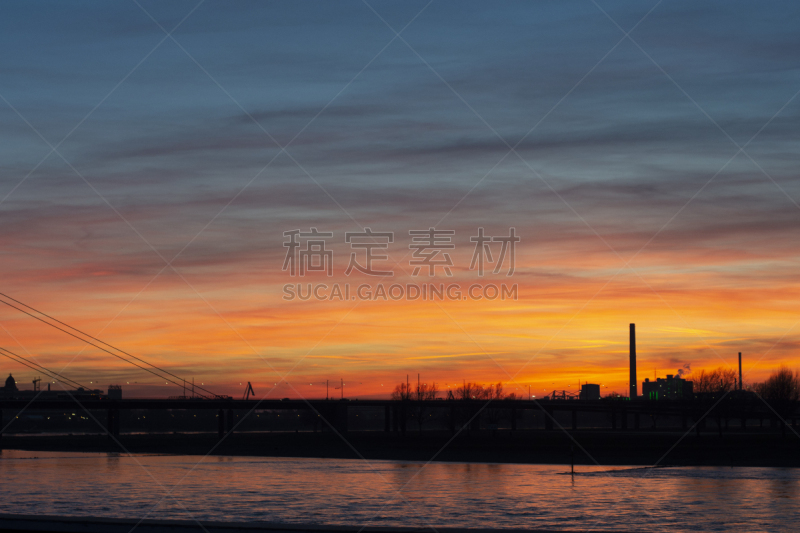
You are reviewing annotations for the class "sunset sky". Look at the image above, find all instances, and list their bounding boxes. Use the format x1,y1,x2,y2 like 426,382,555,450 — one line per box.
1,1,799,399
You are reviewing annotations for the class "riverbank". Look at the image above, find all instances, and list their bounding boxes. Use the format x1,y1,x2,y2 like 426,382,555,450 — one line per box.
3,429,800,467
0,514,633,533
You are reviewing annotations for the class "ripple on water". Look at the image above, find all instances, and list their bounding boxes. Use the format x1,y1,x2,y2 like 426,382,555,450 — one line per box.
0,451,798,531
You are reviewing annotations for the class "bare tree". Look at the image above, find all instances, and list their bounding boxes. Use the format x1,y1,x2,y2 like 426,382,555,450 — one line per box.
392,381,438,431
693,367,738,432
413,382,438,431
694,367,737,394
415,382,438,402
391,382,412,401
448,382,505,431
482,382,504,400
755,365,800,436
480,383,505,428
455,382,484,400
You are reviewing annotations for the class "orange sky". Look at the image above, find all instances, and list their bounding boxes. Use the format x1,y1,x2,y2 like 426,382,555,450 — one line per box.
2,236,798,399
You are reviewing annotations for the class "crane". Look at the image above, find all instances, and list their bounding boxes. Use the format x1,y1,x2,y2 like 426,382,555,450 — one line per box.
242,381,255,401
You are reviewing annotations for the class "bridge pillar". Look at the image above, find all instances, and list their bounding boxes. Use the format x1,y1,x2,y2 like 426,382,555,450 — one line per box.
634,413,640,430
571,410,577,431
621,409,628,430
611,409,617,430
384,405,391,432
392,405,399,432
511,407,517,431
217,409,225,440
469,407,480,432
106,409,120,440
334,403,348,434
227,409,234,434
106,408,120,440
544,407,554,431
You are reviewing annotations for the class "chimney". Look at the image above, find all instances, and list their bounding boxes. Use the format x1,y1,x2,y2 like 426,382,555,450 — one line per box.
630,323,637,399
738,352,742,391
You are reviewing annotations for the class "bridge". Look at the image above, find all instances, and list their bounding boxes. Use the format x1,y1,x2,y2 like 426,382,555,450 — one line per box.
1,395,791,441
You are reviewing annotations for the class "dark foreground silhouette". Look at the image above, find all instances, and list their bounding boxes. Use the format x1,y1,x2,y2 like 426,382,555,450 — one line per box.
4,429,800,467
0,514,635,533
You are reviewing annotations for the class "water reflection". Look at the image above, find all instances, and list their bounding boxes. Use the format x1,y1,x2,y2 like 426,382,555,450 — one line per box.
0,450,797,531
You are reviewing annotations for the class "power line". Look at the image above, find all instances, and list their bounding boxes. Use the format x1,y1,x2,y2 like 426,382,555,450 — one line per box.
0,292,218,398
0,346,87,390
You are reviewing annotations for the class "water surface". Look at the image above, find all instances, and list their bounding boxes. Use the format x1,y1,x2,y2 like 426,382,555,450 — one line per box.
1,450,796,531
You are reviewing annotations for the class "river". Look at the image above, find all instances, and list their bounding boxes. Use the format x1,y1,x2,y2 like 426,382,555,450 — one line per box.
0,450,797,531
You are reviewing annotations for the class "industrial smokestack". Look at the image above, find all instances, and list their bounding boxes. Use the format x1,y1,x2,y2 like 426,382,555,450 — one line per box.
739,352,742,391
630,323,637,399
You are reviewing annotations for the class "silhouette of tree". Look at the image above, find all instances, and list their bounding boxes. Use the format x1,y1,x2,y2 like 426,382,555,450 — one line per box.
415,382,438,402
694,367,737,394
483,382,504,400
482,383,506,428
453,381,503,400
391,382,412,401
692,367,738,433
456,382,483,400
755,365,799,436
412,382,438,431
391,381,438,431
447,382,505,431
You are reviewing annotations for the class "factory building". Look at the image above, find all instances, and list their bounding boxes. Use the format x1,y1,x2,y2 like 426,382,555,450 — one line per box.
579,383,601,400
642,374,693,400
